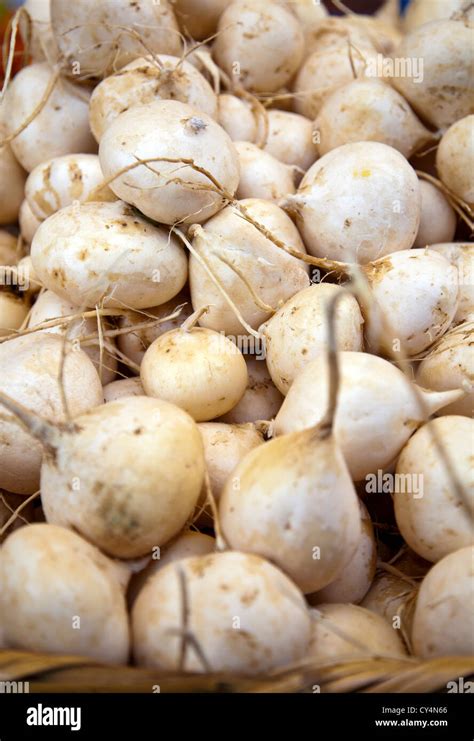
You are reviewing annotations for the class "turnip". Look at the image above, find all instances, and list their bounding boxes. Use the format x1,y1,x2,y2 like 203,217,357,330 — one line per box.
3,63,96,173
103,377,144,403
30,200,188,309
314,80,434,159
390,19,474,130
217,94,259,143
28,289,118,385
394,416,474,563
0,333,103,495
416,322,473,417
219,356,283,424
302,16,375,60
430,244,474,324
25,154,114,223
19,200,42,244
403,0,473,32
274,351,464,480
413,181,457,248
283,142,421,264
50,0,181,79
0,125,26,224
308,501,376,606
213,1,304,93
0,292,29,338
309,604,407,660
0,523,129,662
287,0,327,28
189,198,309,335
263,110,317,173
172,0,230,40
89,55,218,142
19,0,58,63
140,326,248,421
436,116,474,206
411,545,474,657
132,551,311,672
99,100,240,225
261,283,364,395
235,142,296,201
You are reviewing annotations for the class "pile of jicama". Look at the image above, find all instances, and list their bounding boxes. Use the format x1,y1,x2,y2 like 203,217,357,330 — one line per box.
0,0,472,680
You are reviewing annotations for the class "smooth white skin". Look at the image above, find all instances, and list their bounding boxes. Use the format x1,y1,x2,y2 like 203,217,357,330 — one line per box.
413,181,457,248
0,127,27,224
412,546,474,658
50,0,181,78
314,80,434,159
104,377,144,403
89,55,218,142
302,16,375,60
30,200,188,309
219,356,283,424
261,283,364,395
99,100,240,225
20,0,57,63
292,45,378,120
430,244,474,324
364,249,459,356
28,289,118,385
19,200,42,244
0,333,103,495
0,293,29,337
235,141,296,201
189,198,310,335
220,430,361,593
288,0,327,28
404,0,473,32
437,116,474,206
0,524,129,663
141,328,248,421
132,551,311,673
213,1,304,93
4,63,96,173
173,0,229,40
263,110,318,172
416,323,473,417
41,396,205,558
394,417,474,563
274,351,464,481
390,20,474,130
0,231,19,265
217,94,258,143
25,154,113,222
308,604,407,660
286,142,421,264
309,500,377,605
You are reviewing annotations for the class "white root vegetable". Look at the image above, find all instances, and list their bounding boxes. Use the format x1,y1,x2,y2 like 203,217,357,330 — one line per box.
403,0,473,32
3,63,96,173
274,351,464,481
40,396,205,558
89,55,218,142
19,200,42,244
413,181,457,248
235,142,296,202
284,142,421,264
287,0,327,27
416,323,473,417
263,110,317,173
217,94,259,143
363,249,459,356
411,546,474,658
189,198,309,335
390,19,474,130
308,501,376,606
117,291,193,367
99,100,240,225
30,200,188,309
219,356,283,424
141,327,248,422
314,80,434,159
436,115,474,206
25,154,114,223
394,416,474,563
308,604,407,660
302,16,375,60
20,0,58,63
50,0,182,79
0,333,103,495
103,377,144,403
0,523,129,663
430,244,474,324
28,289,118,385
172,0,230,40
213,1,304,93
0,292,29,338
0,125,26,225
132,551,311,672
0,231,18,265
261,283,364,395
